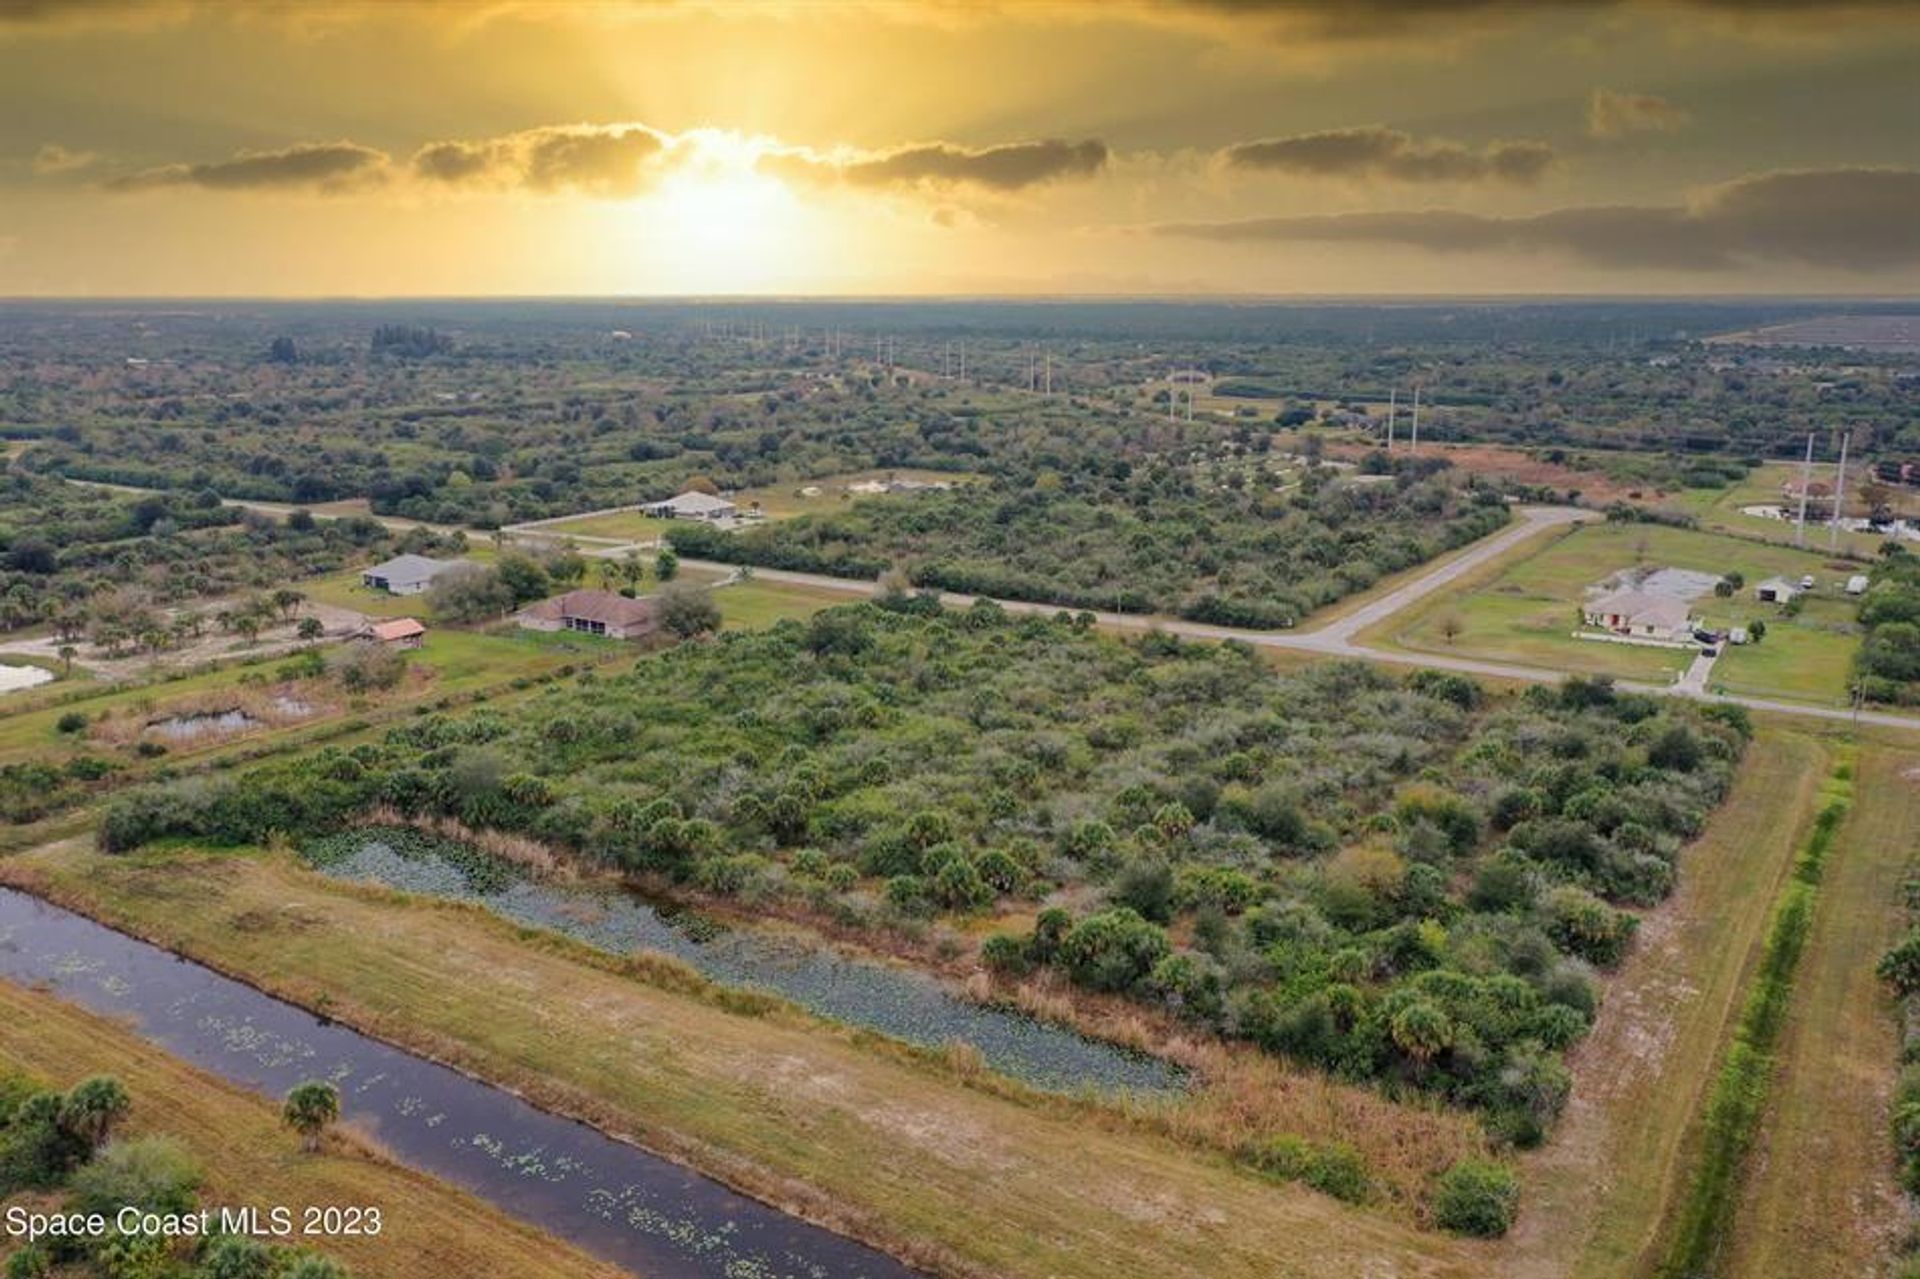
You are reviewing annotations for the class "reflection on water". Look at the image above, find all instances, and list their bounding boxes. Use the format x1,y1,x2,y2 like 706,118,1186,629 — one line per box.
0,663,54,694
317,834,1186,1097
0,888,920,1279
147,709,262,741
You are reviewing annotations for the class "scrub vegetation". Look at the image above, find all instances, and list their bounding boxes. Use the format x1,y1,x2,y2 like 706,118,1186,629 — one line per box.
99,601,1749,1179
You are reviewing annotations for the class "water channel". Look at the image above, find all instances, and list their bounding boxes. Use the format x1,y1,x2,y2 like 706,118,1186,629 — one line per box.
0,886,922,1279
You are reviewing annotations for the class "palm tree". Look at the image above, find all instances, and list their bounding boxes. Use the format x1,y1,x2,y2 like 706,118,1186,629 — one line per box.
57,644,76,677
57,1075,130,1149
282,1081,340,1154
272,588,306,621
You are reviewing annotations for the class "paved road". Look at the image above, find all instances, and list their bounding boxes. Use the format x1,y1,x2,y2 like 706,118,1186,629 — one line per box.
52,477,1920,734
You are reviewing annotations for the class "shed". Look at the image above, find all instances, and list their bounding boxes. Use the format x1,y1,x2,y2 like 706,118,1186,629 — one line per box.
1848,574,1871,595
1755,576,1800,604
361,554,466,596
360,618,426,649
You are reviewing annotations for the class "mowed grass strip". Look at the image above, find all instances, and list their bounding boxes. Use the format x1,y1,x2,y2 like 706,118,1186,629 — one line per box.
1650,757,1854,1279
0,979,624,1279
1721,745,1920,1278
1505,731,1831,1279
0,842,1491,1279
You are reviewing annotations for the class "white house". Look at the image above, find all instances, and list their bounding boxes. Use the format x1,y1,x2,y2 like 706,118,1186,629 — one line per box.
641,491,737,522
1582,588,1695,641
361,554,469,596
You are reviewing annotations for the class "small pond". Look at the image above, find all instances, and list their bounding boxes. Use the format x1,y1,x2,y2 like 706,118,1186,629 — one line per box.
0,887,921,1279
311,832,1187,1097
0,662,54,694
147,708,262,741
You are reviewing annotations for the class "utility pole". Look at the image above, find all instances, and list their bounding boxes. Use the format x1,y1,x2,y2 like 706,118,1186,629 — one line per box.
1831,430,1852,552
1385,387,1396,452
1794,432,1815,547
1409,384,1421,455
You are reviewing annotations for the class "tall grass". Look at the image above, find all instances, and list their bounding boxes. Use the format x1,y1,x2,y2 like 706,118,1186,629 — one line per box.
1654,761,1852,1279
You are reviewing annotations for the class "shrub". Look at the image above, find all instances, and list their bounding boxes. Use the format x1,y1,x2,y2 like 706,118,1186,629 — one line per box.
1058,908,1170,992
67,1136,202,1220
1881,931,1920,997
1253,1137,1372,1205
55,711,88,735
1433,1158,1520,1237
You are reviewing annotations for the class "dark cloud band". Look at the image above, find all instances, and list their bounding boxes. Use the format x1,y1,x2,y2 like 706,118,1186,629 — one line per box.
1223,127,1554,184
1151,167,1920,271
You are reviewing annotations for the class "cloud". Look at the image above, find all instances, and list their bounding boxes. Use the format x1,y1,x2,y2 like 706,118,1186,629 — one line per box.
1222,127,1554,184
1588,89,1691,139
1148,167,1920,271
103,141,389,193
412,123,669,196
765,138,1109,193
31,142,97,174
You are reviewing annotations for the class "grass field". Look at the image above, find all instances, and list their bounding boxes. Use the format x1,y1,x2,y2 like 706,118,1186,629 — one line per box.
0,629,598,769
1721,744,1920,1277
1675,463,1908,560
1504,730,1834,1278
0,842,1492,1279
1384,522,1863,700
730,468,982,519
716,577,857,628
0,980,624,1279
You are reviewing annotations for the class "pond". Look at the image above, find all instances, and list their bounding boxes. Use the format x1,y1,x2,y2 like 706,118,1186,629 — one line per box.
309,832,1187,1097
147,708,262,741
0,662,54,694
0,887,921,1279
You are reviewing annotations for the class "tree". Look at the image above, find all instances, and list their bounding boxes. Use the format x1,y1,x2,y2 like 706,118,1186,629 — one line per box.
282,1081,340,1153
57,645,76,677
656,547,680,582
657,584,721,640
1440,614,1464,644
1390,1000,1454,1062
297,616,325,642
268,336,298,363
272,588,306,621
57,1075,129,1148
1748,618,1766,642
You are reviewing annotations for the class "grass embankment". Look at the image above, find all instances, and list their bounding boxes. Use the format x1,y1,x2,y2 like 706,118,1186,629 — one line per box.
1506,731,1831,1278
0,841,1491,1279
1650,753,1855,1278
1721,745,1920,1277
0,980,624,1279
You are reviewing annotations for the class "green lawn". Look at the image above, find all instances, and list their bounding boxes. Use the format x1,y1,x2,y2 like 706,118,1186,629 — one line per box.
1388,522,1863,697
0,629,594,768
716,578,853,629
1676,462,1907,559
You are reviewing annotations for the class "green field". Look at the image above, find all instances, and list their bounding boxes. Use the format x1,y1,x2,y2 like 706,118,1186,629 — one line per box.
1675,463,1911,560
0,628,599,768
1386,522,1863,701
715,577,858,628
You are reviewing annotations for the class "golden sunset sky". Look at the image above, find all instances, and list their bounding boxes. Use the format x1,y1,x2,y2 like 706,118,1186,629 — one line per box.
3,0,1918,296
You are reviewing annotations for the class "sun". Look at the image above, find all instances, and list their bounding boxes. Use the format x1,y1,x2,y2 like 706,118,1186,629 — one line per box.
639,133,811,293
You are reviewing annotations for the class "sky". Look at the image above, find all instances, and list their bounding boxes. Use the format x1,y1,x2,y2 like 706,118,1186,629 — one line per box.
2,0,1918,297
